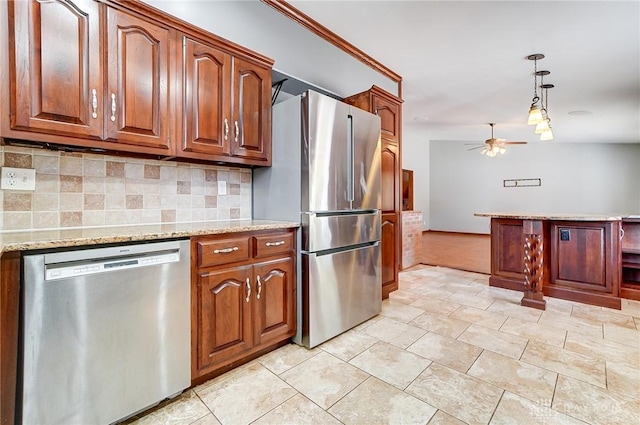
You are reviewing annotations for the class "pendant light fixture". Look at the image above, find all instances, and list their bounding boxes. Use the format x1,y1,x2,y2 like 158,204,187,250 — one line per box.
526,53,545,125
539,83,555,140
534,71,551,134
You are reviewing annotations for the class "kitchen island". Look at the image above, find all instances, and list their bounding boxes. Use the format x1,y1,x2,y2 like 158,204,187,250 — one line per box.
475,212,623,310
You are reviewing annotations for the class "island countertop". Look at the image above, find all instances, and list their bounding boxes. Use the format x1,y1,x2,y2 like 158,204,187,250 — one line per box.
0,220,299,254
474,212,623,221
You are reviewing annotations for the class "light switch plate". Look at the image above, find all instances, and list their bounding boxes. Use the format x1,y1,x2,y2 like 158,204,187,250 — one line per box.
218,180,227,195
1,167,36,191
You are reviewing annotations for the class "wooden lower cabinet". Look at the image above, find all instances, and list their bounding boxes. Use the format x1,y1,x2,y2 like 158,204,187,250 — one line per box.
489,218,621,308
191,229,296,382
621,218,640,300
381,212,399,299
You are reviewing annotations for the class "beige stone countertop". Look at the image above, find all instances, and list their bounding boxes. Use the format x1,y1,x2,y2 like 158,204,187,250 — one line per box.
0,220,299,254
474,212,623,221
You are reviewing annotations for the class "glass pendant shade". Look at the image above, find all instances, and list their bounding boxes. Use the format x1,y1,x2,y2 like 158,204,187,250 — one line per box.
540,127,554,141
534,117,550,134
499,147,506,155
527,105,544,125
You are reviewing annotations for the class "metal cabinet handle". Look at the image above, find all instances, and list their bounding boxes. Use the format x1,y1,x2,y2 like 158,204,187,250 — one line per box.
224,119,229,140
265,241,285,247
110,93,116,122
620,228,625,240
256,275,262,300
234,120,239,142
245,278,251,303
91,89,98,118
213,246,239,254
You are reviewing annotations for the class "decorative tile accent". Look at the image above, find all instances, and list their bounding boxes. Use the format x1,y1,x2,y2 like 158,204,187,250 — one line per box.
4,152,32,168
144,164,161,179
106,161,125,177
60,211,82,227
4,193,32,211
126,195,144,210
60,175,83,193
1,146,252,230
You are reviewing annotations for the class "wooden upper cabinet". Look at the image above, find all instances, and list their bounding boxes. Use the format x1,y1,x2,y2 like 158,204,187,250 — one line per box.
9,0,103,138
182,37,232,157
230,57,271,164
372,93,400,143
105,8,172,152
3,0,273,164
343,85,402,144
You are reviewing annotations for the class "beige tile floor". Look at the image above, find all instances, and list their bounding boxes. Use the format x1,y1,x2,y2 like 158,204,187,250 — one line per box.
131,266,640,425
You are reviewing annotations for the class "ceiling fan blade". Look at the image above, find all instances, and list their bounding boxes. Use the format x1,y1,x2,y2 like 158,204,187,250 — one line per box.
502,141,528,145
467,145,485,151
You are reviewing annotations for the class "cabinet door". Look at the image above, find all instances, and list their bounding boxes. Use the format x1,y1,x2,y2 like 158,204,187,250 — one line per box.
195,266,253,371
182,37,231,157
381,141,400,213
373,94,400,143
230,57,271,163
253,257,295,345
10,0,103,138
381,212,399,299
106,8,171,152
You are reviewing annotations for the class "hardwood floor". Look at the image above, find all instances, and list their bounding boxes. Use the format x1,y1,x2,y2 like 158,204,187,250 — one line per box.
420,230,490,275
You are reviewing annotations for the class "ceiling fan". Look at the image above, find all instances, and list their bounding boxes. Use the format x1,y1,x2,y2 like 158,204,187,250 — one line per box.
467,123,527,157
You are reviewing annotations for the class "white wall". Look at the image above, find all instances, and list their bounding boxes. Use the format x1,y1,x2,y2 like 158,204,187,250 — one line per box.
428,141,640,234
402,129,430,230
142,0,397,98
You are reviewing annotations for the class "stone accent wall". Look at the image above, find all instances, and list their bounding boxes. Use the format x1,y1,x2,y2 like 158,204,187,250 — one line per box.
402,210,423,270
0,146,252,231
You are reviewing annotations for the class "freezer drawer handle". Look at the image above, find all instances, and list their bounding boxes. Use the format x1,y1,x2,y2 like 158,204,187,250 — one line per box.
213,247,239,254
265,241,285,247
256,275,262,300
245,278,251,303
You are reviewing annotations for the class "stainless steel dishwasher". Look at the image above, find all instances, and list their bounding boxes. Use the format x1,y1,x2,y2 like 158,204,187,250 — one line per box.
21,239,191,425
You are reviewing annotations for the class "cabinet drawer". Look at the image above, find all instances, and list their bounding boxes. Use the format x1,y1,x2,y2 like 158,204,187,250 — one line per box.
254,233,293,258
198,236,250,268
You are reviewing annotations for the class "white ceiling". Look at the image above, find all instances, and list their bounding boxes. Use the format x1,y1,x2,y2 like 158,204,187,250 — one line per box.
288,1,640,145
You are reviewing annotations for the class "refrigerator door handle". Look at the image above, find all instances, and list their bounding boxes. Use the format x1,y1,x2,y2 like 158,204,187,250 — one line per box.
312,240,380,257
347,114,354,204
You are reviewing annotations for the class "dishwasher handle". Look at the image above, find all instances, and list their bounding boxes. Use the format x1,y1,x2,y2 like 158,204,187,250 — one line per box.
44,249,181,281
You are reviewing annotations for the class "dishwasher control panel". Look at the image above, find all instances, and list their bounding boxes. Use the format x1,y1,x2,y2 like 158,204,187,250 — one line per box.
45,250,180,280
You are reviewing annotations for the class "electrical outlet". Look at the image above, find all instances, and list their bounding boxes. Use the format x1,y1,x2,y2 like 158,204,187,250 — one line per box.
218,180,227,195
1,167,36,191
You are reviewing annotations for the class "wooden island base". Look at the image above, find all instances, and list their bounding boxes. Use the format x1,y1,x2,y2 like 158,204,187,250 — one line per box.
478,213,624,310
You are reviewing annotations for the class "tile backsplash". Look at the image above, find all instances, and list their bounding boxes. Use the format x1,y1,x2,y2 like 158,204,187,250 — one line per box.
0,146,252,231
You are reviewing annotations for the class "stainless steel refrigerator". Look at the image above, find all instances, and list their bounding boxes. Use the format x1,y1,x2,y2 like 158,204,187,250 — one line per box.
254,90,381,348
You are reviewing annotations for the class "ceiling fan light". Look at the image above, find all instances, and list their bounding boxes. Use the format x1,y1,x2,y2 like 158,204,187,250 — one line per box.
491,145,500,153
499,147,506,155
527,105,544,125
534,118,550,134
486,150,497,157
540,127,554,141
